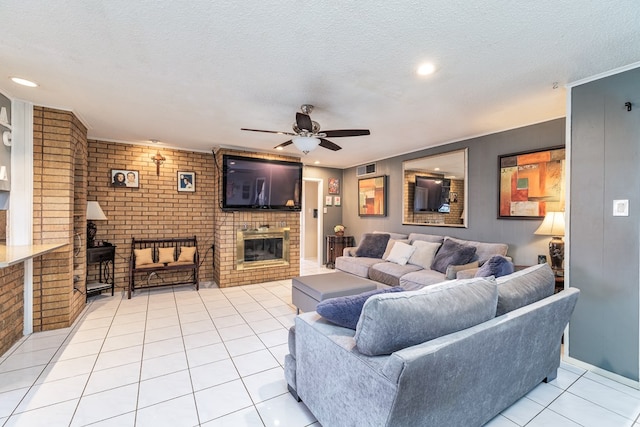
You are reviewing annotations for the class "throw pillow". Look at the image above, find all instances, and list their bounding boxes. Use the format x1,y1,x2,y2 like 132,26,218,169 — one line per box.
385,242,416,266
316,287,404,330
177,246,197,263
355,276,498,355
475,255,515,278
382,239,410,260
430,238,477,274
408,240,442,269
157,247,175,264
355,233,391,258
134,248,154,268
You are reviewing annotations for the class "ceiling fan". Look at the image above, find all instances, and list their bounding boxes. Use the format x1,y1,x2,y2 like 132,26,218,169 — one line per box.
241,104,370,154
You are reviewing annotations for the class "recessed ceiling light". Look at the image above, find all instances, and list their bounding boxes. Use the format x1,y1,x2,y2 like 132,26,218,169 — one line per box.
314,160,320,164
434,167,440,171
10,77,38,87
417,63,436,76
276,146,284,151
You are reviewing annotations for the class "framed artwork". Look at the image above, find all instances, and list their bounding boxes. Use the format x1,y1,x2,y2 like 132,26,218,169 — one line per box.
325,196,333,206
334,196,341,206
178,171,196,192
111,169,139,188
498,146,565,219
358,175,387,217
328,178,340,194
450,192,458,203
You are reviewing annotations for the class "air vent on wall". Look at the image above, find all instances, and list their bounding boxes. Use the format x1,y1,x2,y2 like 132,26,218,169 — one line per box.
356,163,376,177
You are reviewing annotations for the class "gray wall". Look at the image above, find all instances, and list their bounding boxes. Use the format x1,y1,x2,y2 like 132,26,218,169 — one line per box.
570,67,640,381
303,165,344,263
342,118,566,266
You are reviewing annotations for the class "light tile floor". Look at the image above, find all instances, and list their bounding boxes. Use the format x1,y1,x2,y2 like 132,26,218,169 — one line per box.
1,259,639,426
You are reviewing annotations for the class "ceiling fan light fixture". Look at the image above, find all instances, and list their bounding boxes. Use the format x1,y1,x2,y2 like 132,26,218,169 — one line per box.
292,136,320,154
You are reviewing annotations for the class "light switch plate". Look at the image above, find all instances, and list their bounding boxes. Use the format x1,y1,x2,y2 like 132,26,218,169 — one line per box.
613,199,629,216
323,207,328,214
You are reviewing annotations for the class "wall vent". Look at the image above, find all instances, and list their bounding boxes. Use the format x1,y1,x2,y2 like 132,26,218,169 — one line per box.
356,163,376,177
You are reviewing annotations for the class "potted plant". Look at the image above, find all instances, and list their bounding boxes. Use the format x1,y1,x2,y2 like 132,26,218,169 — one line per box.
334,224,346,236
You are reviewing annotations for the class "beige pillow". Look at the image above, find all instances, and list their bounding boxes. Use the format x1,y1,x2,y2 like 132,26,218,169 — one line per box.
382,239,410,260
158,247,175,264
408,240,442,269
134,248,154,267
386,242,416,266
177,246,197,263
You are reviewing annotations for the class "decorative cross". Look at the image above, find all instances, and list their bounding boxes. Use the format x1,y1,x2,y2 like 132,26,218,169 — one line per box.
152,151,166,176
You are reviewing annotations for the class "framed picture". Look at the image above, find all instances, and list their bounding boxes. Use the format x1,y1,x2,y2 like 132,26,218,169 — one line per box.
328,178,340,194
178,171,196,192
111,169,139,188
358,175,387,217
325,196,333,206
450,192,458,203
498,146,565,219
334,196,341,206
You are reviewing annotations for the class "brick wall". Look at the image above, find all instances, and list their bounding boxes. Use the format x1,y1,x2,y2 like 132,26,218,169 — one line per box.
86,141,215,293
0,264,25,355
213,149,300,287
32,106,87,331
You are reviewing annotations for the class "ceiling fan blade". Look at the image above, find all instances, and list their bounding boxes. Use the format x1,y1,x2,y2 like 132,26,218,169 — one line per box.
241,128,296,136
319,138,342,151
274,140,293,149
323,129,371,138
296,113,313,132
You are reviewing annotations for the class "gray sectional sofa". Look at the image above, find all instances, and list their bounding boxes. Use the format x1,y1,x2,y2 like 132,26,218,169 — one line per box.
335,231,509,290
285,264,579,427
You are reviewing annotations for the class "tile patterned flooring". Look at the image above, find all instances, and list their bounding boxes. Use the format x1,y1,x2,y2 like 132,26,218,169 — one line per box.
1,259,640,426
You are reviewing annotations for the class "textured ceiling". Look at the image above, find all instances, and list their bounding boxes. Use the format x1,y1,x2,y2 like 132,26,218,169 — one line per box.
0,1,638,168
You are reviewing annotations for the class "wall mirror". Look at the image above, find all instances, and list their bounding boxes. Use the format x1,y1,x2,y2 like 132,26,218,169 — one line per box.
402,148,467,227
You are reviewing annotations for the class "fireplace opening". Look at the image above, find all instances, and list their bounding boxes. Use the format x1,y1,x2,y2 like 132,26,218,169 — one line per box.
237,228,290,270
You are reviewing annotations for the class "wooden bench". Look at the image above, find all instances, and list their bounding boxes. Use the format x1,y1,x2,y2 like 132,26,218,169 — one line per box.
128,236,199,299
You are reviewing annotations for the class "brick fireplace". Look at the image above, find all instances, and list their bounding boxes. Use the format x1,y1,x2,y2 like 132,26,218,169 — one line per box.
213,149,300,287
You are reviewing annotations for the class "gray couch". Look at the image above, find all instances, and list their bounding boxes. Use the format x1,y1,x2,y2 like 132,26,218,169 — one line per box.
284,264,579,426
335,232,509,290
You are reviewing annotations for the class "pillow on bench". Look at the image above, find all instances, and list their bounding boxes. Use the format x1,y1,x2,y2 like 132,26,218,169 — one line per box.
134,248,154,268
158,247,175,264
354,276,498,356
178,246,197,263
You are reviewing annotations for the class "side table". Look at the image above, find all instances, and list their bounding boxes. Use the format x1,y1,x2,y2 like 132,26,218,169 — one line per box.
326,235,355,269
86,245,116,300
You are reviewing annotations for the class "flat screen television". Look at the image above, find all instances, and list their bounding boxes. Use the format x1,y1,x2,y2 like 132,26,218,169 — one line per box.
414,176,451,213
222,154,302,211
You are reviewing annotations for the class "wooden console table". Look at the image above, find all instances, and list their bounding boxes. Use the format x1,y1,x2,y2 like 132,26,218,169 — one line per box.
326,235,355,269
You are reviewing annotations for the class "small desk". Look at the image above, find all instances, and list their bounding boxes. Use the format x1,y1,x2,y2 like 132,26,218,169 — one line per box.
326,235,355,269
86,245,116,300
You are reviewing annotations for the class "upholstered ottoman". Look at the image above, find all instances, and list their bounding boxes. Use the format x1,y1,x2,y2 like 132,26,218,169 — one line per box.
292,272,379,313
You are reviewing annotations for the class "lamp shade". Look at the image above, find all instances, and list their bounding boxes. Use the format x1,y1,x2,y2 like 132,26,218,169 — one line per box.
285,199,295,207
534,211,565,236
87,201,107,221
292,136,320,154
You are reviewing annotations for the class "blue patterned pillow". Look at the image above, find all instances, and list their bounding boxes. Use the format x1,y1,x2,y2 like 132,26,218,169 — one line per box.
475,255,515,278
316,287,404,330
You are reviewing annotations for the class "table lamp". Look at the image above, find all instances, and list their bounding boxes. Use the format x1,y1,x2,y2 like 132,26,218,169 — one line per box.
534,211,565,272
87,201,107,247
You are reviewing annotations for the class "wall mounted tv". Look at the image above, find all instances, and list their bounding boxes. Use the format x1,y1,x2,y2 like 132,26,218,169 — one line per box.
414,176,451,213
222,154,302,211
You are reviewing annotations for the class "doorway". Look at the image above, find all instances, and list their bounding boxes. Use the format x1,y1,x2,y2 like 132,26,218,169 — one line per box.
301,178,323,265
